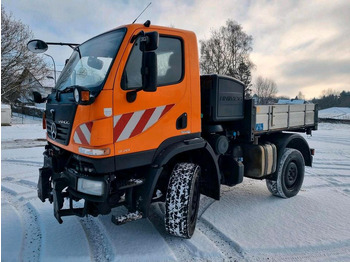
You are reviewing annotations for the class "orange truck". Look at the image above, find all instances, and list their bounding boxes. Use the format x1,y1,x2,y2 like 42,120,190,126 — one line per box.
29,21,317,238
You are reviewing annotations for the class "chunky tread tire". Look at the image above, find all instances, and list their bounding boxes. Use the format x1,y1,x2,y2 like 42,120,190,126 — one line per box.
266,148,305,198
165,163,201,238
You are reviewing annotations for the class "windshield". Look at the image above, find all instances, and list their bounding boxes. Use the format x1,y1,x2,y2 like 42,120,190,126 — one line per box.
56,28,126,91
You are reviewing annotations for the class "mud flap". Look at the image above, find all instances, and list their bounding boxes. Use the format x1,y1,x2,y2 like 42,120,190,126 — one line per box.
38,167,53,202
134,166,164,218
53,180,66,224
52,179,86,224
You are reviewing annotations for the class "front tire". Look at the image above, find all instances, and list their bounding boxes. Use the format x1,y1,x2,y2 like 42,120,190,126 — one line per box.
266,148,305,198
165,163,201,238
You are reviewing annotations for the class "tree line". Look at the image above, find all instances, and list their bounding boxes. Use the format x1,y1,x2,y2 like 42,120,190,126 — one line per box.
311,90,350,109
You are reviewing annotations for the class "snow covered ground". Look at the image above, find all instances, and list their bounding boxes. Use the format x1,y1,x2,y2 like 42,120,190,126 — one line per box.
319,107,350,121
1,118,350,261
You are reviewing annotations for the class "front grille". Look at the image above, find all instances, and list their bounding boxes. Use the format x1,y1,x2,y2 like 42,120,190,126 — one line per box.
47,119,70,145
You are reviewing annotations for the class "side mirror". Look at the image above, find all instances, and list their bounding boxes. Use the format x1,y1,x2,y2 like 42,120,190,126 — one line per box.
33,91,47,103
142,52,157,92
27,39,48,53
139,31,159,52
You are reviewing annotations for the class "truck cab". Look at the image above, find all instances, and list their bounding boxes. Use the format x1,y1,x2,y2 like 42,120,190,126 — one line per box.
34,21,317,239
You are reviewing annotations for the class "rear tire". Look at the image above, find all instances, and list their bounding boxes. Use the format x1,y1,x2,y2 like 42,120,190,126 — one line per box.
165,163,201,238
266,148,305,198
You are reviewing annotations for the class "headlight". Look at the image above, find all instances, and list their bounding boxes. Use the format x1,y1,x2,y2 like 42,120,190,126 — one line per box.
79,147,110,156
77,178,104,196
74,88,80,103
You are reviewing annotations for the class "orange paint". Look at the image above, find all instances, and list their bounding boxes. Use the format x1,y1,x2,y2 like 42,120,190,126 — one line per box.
48,24,201,159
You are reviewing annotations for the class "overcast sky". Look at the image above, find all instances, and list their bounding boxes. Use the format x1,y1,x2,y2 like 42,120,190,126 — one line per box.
2,0,350,99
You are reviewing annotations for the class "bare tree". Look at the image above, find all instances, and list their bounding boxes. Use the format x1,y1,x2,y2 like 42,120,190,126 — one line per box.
254,76,278,104
321,88,340,97
199,20,255,95
1,6,48,104
296,91,305,100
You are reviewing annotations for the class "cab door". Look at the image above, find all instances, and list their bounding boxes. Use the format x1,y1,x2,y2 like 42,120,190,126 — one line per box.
113,28,192,157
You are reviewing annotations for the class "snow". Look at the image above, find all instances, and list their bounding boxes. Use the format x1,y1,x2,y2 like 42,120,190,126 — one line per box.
1,119,350,261
319,107,350,120
1,104,11,109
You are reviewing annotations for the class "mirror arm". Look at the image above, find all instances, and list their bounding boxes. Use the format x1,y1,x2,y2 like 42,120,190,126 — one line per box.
130,31,145,43
46,42,79,49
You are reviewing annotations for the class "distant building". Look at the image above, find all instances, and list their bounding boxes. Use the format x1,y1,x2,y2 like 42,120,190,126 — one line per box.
17,69,53,105
277,99,307,104
252,94,259,104
1,104,12,126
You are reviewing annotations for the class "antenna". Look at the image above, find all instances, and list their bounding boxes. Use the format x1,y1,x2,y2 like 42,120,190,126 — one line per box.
132,2,152,24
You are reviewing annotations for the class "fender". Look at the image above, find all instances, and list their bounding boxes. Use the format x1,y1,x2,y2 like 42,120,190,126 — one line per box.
153,137,220,200
136,137,220,217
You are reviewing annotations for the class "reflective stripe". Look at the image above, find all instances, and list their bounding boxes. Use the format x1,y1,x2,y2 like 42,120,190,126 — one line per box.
117,110,145,142
74,132,82,144
143,105,165,132
114,115,122,127
114,104,174,142
74,122,93,145
130,108,155,138
80,124,91,144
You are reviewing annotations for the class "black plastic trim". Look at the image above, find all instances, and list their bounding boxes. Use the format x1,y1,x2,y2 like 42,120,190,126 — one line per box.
72,154,115,174
176,113,187,129
115,149,156,171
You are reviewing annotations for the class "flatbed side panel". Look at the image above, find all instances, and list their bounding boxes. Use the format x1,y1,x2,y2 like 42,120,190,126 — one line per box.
254,104,316,133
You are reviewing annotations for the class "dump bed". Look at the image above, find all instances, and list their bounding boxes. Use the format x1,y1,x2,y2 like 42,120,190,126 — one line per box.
254,104,318,134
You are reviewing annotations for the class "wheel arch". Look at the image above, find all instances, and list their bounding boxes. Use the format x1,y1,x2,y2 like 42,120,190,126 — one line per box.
262,132,312,180
153,138,220,200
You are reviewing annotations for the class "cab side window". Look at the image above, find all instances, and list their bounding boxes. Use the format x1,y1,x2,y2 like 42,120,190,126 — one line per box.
122,36,183,89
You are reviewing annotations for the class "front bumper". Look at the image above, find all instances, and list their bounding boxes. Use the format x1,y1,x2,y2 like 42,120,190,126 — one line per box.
38,166,113,223
38,144,150,224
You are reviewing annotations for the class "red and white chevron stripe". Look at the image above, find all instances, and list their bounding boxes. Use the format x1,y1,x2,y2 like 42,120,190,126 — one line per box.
114,104,174,142
74,122,93,145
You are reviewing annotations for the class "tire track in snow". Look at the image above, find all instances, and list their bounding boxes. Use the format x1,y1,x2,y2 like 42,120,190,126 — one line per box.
149,196,243,261
241,240,350,262
1,139,47,149
3,178,38,190
78,217,115,262
197,191,350,262
306,173,350,178
304,183,350,189
2,159,43,167
197,190,247,261
196,219,245,261
148,203,196,261
198,195,216,218
2,191,42,262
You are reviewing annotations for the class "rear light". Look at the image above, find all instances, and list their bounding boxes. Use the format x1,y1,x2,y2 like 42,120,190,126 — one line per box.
42,112,46,129
310,148,315,156
79,147,110,156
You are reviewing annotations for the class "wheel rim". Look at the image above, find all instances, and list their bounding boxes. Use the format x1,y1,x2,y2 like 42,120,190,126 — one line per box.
190,176,200,225
285,162,298,188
